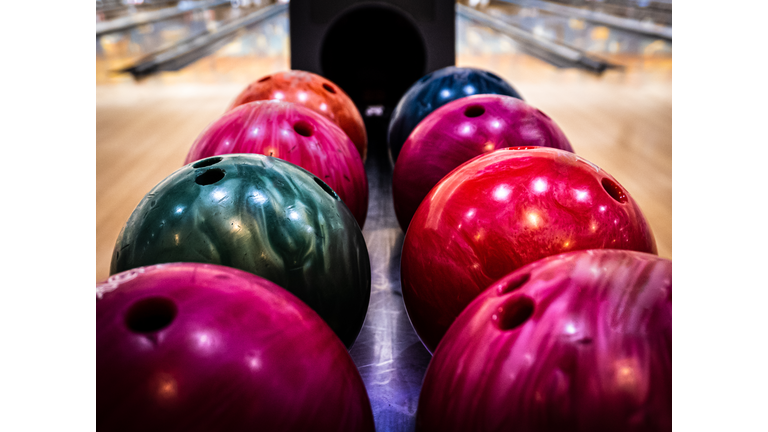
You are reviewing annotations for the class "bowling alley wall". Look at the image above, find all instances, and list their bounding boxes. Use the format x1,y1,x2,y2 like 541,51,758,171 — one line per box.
96,0,672,430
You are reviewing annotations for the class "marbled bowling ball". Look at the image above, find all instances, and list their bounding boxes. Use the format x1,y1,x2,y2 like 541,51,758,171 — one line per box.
97,263,375,432
185,100,368,228
401,147,657,353
393,94,573,231
388,66,523,164
110,154,371,347
417,250,672,432
228,70,368,161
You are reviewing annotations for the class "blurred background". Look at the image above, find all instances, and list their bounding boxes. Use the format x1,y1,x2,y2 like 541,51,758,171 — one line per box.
96,0,670,86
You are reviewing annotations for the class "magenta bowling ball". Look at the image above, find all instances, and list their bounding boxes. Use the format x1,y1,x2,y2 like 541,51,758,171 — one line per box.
97,263,374,432
417,250,672,432
393,94,573,231
401,147,657,353
185,100,368,228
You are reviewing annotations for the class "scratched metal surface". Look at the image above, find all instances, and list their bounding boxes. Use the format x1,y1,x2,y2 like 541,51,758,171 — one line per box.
349,146,432,432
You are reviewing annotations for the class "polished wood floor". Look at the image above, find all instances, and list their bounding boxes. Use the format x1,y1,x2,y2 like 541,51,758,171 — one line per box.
96,52,671,281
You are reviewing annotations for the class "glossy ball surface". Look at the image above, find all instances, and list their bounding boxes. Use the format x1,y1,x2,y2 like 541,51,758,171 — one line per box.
97,263,375,432
111,154,371,347
417,250,672,432
393,94,573,231
185,100,368,228
401,147,657,352
229,70,368,161
387,66,523,164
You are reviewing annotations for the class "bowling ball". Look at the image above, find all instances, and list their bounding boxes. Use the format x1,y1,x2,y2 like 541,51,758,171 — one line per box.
228,70,368,161
417,250,672,432
97,263,375,432
393,94,573,231
185,100,368,228
387,66,523,164
110,154,370,348
401,147,657,353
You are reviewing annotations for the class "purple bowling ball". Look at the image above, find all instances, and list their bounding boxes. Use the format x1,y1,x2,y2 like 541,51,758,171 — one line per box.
97,263,374,432
416,249,671,432
393,94,573,231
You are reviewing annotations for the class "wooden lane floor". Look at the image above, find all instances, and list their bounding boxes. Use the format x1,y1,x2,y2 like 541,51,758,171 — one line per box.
96,53,671,281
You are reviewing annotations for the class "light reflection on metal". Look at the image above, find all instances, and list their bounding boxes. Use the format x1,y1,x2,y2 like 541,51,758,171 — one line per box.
118,2,288,78
457,3,620,74
348,154,431,431
365,105,385,117
97,0,233,36
496,0,672,40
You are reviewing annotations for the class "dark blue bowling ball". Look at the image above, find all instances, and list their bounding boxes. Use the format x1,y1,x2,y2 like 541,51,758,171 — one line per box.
387,67,523,165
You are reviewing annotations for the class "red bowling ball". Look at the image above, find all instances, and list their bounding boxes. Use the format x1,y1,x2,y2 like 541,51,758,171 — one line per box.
401,147,657,353
97,263,374,432
417,250,672,432
228,70,368,161
393,94,573,231
185,100,368,228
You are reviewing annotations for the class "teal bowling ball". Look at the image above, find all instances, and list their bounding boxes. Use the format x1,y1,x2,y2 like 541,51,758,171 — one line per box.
110,154,371,348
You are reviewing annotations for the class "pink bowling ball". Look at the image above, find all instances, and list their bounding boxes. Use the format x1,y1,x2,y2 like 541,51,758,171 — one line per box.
417,249,672,432
393,94,573,231
97,263,374,432
185,100,368,228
